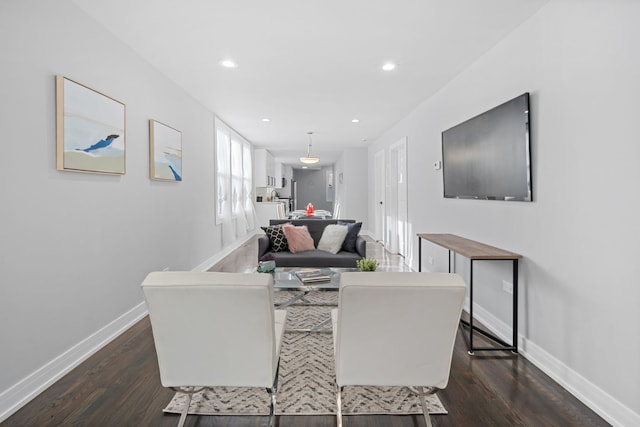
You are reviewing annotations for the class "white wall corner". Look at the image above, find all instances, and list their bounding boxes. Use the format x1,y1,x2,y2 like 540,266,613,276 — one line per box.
0,302,148,423
470,303,639,427
521,339,640,427
360,229,375,240
192,230,261,272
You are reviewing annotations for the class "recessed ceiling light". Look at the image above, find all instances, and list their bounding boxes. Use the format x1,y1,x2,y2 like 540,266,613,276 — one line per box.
382,62,396,71
351,119,360,123
220,59,238,68
261,118,271,122
301,166,308,169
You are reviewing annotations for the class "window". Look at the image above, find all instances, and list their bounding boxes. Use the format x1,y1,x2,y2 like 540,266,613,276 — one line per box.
231,137,243,217
215,126,230,223
215,118,253,231
242,143,253,220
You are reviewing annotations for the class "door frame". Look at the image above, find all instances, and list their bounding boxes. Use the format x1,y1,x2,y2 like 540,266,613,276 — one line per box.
373,150,386,245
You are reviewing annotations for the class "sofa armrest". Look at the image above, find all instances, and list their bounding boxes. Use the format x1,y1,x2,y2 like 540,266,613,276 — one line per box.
258,235,271,260
355,235,366,258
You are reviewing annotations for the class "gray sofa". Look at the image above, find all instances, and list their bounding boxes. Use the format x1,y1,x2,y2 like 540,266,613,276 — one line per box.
258,219,366,268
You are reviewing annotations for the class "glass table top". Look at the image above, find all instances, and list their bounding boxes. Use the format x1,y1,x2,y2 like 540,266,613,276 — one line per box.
272,267,358,290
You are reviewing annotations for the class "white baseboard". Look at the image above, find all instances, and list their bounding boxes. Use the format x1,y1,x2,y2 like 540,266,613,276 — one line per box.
192,231,260,272
521,339,639,427
470,303,639,427
0,302,148,423
0,235,254,423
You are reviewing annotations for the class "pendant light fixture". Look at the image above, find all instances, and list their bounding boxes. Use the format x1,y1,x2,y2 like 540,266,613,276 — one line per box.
299,131,320,164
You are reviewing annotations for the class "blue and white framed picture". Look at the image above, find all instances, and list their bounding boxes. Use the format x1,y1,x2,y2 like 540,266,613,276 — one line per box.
56,75,126,175
149,119,182,182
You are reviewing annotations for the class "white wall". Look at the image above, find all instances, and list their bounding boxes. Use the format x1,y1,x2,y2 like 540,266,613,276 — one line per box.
334,148,368,227
0,0,228,418
368,0,640,425
293,168,333,212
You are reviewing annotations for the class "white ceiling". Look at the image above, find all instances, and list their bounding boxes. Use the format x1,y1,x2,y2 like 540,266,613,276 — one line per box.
72,0,548,167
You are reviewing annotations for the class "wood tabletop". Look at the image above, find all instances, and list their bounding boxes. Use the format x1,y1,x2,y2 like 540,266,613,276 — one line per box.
417,233,522,260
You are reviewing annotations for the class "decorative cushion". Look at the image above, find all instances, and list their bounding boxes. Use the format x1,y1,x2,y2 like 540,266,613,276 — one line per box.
338,221,362,253
261,223,289,252
282,225,315,253
317,224,349,254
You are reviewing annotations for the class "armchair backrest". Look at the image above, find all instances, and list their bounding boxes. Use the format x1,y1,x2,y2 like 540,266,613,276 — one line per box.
334,272,466,388
141,271,278,388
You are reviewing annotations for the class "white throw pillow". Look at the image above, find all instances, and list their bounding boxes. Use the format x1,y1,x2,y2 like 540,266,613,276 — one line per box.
317,224,349,254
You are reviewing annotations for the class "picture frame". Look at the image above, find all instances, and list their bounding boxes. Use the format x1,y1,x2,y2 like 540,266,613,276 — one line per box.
56,75,126,175
149,119,182,181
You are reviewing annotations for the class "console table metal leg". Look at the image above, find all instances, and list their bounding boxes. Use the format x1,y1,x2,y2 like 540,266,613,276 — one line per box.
460,259,521,354
418,237,422,272
468,259,474,354
512,259,519,354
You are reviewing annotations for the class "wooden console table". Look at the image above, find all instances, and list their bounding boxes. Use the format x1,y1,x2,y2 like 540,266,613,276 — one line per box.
417,233,522,354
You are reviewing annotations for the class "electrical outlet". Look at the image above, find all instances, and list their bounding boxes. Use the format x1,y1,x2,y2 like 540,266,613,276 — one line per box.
427,256,434,265
502,280,513,294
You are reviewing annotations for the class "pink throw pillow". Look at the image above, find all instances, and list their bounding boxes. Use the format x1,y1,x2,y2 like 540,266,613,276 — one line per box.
282,225,315,253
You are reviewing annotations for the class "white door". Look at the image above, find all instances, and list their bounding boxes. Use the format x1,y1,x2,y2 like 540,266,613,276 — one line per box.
388,138,408,256
387,149,399,253
374,150,386,245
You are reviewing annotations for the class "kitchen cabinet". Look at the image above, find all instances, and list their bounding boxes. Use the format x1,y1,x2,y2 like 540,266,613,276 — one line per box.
254,202,286,227
255,149,276,187
279,164,293,190
274,161,283,188
284,164,293,181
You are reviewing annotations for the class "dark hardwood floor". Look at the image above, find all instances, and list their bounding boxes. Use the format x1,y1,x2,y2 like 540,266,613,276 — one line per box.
3,236,610,427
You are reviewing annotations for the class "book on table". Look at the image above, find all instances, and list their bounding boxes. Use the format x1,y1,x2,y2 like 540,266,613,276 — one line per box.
295,268,331,284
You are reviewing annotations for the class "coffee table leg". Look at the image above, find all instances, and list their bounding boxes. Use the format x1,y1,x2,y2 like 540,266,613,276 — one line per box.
276,291,310,309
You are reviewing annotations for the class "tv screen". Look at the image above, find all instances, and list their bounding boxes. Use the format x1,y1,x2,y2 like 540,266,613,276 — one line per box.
441,93,531,202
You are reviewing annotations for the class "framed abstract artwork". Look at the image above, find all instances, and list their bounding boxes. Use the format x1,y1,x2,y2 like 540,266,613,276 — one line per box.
149,119,182,181
56,75,126,174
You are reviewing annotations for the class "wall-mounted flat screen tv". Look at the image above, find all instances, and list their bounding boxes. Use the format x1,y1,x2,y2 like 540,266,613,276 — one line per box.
442,93,532,201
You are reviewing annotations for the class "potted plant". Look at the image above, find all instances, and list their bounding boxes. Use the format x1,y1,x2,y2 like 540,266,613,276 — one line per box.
356,257,378,272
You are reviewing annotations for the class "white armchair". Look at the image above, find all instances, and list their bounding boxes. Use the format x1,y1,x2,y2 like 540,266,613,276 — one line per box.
331,272,466,427
141,271,287,427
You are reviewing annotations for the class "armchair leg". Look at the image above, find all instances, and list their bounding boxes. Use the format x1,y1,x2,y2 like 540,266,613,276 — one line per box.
419,391,434,427
266,360,281,427
177,392,192,427
170,386,205,427
336,384,344,427
409,386,437,427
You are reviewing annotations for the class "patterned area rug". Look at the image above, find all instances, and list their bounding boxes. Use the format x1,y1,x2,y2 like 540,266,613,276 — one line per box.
164,291,447,416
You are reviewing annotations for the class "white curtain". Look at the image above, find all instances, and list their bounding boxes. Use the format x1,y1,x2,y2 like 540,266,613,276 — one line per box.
231,137,248,238
216,128,230,222
243,143,257,230
215,127,235,245
215,118,256,247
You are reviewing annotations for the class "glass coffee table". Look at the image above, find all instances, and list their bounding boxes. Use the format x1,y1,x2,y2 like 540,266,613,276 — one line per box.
272,267,358,332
